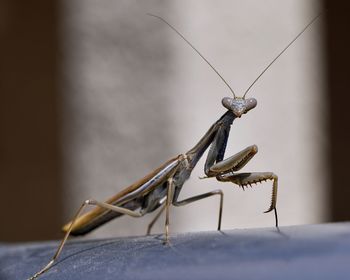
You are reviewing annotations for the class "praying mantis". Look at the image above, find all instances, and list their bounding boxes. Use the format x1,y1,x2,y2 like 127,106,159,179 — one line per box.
28,13,321,280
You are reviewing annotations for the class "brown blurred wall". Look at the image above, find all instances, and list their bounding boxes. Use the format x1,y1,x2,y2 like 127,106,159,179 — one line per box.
325,2,350,221
0,1,62,241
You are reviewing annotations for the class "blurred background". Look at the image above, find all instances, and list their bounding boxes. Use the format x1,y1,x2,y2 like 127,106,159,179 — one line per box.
0,0,348,242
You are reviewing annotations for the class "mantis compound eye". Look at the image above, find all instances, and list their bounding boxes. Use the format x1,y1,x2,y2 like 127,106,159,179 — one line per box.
246,98,257,111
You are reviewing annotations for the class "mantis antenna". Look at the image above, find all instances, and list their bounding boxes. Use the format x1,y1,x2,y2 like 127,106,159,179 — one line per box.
148,12,322,99
147,13,237,98
243,12,322,98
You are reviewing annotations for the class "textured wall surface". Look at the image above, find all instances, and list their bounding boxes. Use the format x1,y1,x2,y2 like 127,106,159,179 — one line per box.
61,0,326,239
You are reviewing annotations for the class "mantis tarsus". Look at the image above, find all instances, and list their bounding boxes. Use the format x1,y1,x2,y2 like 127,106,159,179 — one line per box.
29,13,321,280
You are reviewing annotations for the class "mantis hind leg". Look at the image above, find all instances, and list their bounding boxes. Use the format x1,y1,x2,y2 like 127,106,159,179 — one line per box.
28,199,144,280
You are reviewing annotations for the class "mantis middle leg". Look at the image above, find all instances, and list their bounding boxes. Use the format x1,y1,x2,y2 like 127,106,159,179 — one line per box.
147,188,224,235
162,176,224,243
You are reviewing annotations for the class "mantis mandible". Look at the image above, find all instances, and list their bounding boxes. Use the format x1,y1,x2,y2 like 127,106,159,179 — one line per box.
29,13,321,280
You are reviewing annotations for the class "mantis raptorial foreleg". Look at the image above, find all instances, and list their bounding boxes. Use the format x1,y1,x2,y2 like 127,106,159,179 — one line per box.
219,172,278,214
29,199,144,280
207,145,258,176
204,144,279,227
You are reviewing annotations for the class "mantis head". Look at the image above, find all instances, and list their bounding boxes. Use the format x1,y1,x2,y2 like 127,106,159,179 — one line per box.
222,97,257,118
